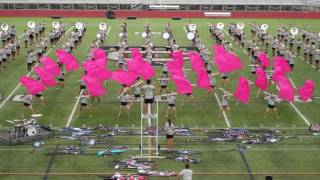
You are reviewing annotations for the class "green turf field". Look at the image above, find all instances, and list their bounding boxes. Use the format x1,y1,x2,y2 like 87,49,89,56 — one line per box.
0,17,319,180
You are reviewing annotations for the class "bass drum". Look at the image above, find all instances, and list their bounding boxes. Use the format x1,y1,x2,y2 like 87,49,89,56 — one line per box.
27,126,38,136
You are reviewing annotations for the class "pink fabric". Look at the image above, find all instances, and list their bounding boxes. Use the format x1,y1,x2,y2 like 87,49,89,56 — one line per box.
55,49,79,71
172,75,193,94
128,55,156,80
257,52,270,68
298,80,315,101
139,61,156,80
224,52,243,70
189,52,205,74
166,60,183,72
274,75,295,101
20,76,46,95
272,66,286,80
82,75,106,96
131,48,143,60
34,66,56,87
274,56,291,74
83,60,112,83
82,60,97,72
234,76,250,104
196,70,210,90
168,68,184,77
92,48,107,67
254,68,268,91
127,58,142,74
40,56,61,77
87,67,112,83
111,69,138,86
214,51,243,73
213,44,226,57
171,50,184,67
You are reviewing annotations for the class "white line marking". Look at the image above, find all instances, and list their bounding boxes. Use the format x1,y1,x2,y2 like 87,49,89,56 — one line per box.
298,56,317,69
18,33,24,39
222,27,311,127
184,26,232,127
288,101,311,126
66,90,83,127
288,77,297,88
65,26,111,127
215,94,231,128
0,26,74,110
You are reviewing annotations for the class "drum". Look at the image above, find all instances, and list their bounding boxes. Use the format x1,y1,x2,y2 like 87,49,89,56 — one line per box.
27,126,38,136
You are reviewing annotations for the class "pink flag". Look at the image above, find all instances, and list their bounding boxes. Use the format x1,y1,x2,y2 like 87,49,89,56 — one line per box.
131,48,143,60
87,67,112,83
224,52,243,70
20,76,46,95
40,56,60,77
274,75,295,101
34,66,56,87
298,80,315,101
214,55,233,73
139,61,156,80
214,53,243,73
127,58,142,74
171,50,184,67
167,59,183,71
272,65,286,80
172,75,193,94
274,56,291,74
56,49,79,71
82,75,106,97
189,52,205,74
111,70,138,86
92,48,107,67
234,76,250,104
213,45,226,57
257,52,270,68
128,57,155,80
196,70,210,90
82,60,97,72
254,68,268,91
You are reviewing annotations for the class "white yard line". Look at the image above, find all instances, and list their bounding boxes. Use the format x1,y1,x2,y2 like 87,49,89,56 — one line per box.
215,94,232,127
288,77,297,88
18,33,24,39
222,28,311,127
298,55,317,69
65,90,84,127
65,26,112,127
183,26,232,127
0,26,74,110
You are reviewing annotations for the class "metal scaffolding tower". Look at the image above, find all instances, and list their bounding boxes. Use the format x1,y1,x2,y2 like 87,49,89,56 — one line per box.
133,98,164,159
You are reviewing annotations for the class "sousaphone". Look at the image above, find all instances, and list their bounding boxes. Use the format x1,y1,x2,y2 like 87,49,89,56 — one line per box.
236,22,244,30
261,24,269,31
99,22,107,30
217,22,224,30
162,32,170,40
52,21,60,29
0,23,9,31
75,22,83,30
27,21,36,29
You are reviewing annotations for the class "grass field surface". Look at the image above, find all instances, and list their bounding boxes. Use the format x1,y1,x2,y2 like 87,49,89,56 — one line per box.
0,17,319,180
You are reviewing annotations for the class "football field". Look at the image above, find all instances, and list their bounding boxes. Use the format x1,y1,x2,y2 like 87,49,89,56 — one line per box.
0,17,319,180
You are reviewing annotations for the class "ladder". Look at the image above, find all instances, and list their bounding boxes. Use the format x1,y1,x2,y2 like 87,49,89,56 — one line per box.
133,98,163,159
